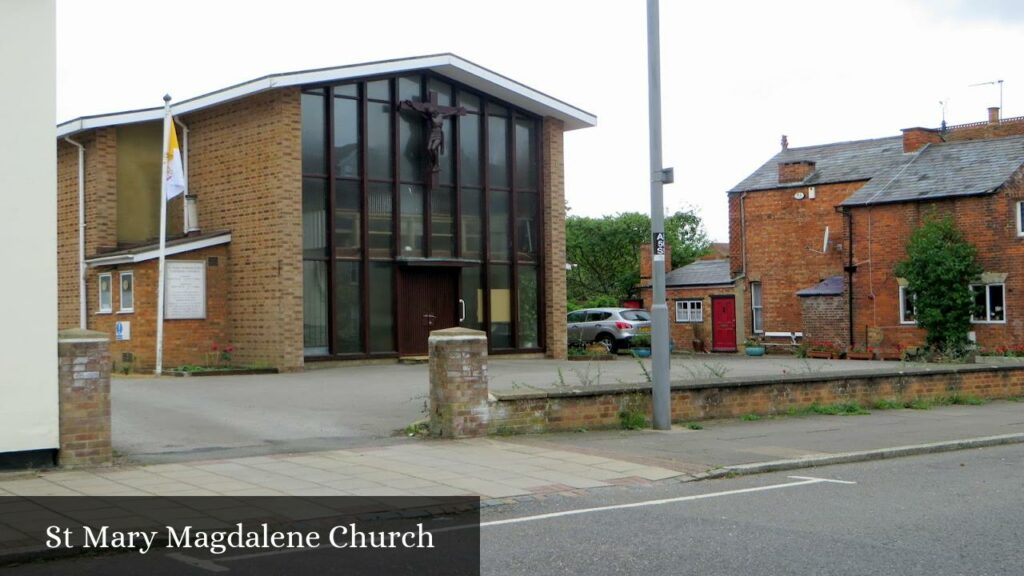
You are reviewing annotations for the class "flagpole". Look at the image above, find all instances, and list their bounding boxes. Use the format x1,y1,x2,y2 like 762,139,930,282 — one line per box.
155,94,171,375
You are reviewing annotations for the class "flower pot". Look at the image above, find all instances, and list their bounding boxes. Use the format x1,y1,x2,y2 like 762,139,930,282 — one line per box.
846,351,873,360
632,348,652,358
744,346,766,357
807,350,836,359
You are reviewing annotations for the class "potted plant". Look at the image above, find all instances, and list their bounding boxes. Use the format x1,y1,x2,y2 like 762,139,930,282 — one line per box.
807,341,840,359
631,333,652,358
743,337,766,357
846,344,874,360
877,343,905,361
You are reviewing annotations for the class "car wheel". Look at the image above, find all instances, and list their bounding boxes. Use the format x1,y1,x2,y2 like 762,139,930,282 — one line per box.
595,334,617,354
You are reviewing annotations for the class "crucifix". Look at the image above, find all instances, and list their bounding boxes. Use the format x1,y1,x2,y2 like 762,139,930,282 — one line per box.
399,91,467,189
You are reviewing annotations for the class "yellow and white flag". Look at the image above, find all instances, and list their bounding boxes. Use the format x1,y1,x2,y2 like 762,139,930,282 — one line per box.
164,118,186,199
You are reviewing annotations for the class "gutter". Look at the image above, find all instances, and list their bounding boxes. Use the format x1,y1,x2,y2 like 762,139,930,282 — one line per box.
64,136,86,329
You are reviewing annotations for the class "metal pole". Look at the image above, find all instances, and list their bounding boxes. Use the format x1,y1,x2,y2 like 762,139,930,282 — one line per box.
647,0,671,430
155,94,171,375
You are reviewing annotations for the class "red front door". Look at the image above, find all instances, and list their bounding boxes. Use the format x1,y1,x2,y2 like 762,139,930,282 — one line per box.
711,296,737,352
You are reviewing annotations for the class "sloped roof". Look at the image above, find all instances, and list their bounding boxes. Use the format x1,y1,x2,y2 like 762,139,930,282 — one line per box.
729,136,906,193
840,136,1024,206
85,230,231,265
796,275,844,297
665,259,732,287
57,53,597,137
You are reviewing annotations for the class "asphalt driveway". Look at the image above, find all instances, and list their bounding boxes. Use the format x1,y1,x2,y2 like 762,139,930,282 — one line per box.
112,355,928,464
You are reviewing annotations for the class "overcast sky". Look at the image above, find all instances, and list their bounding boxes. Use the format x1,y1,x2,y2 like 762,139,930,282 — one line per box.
56,0,1024,242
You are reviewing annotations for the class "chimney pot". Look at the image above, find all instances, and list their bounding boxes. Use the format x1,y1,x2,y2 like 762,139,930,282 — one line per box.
988,107,1000,124
781,135,789,150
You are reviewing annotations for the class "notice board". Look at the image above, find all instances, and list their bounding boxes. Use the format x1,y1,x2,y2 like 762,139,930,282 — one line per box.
165,261,206,319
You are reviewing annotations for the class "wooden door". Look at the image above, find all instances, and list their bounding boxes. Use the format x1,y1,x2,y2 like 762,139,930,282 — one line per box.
398,268,458,356
711,296,737,352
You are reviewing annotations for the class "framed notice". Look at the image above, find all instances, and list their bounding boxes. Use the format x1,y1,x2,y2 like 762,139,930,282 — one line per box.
165,261,206,319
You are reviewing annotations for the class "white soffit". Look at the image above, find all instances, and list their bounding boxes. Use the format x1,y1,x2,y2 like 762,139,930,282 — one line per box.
57,53,596,138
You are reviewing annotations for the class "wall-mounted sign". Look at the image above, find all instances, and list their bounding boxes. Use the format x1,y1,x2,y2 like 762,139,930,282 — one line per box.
115,321,131,341
165,261,206,320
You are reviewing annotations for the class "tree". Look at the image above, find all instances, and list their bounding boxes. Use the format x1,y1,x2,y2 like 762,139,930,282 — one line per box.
894,214,982,351
565,208,711,307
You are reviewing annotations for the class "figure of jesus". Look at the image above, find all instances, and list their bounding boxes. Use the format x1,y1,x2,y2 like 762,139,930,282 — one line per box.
399,97,466,173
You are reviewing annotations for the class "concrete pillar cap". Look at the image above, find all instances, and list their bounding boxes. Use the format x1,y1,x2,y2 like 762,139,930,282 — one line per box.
428,327,487,340
58,328,110,343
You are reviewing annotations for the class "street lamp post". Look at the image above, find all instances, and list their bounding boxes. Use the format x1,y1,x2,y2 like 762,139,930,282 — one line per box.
647,0,672,430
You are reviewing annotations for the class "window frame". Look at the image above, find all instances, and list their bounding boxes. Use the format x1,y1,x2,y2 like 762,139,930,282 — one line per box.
1017,201,1024,237
118,271,134,313
675,299,703,323
898,286,917,325
98,273,113,314
750,282,764,333
970,283,1006,324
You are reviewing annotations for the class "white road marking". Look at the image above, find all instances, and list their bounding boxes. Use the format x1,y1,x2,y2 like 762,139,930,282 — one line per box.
469,475,857,529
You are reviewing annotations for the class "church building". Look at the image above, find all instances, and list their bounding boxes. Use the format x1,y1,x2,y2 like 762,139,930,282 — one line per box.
56,54,595,371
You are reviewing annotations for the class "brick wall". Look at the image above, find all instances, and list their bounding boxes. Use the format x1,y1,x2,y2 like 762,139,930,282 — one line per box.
542,117,568,360
88,244,230,371
489,365,1024,433
800,292,848,349
56,129,119,330
638,243,672,282
944,116,1024,142
57,330,112,467
730,181,857,340
184,88,304,371
848,173,1024,351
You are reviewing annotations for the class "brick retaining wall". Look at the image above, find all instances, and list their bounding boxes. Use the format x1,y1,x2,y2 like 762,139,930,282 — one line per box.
487,365,1024,434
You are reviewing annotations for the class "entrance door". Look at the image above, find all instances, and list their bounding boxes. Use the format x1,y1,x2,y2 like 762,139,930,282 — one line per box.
398,268,458,356
711,296,737,352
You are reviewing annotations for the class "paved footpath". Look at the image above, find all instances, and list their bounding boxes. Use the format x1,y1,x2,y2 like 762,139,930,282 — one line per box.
1,401,1022,561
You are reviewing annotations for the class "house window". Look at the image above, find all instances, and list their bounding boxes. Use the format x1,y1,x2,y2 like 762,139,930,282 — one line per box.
971,283,1005,323
1017,201,1024,237
98,273,112,313
119,272,134,313
675,300,703,323
899,286,917,325
751,282,763,333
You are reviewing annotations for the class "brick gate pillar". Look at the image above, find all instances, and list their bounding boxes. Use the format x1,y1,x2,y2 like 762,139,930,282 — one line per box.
57,329,112,467
428,327,489,438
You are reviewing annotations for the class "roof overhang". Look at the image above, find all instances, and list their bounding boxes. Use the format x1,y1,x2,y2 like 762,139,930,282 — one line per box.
57,53,597,138
85,232,231,266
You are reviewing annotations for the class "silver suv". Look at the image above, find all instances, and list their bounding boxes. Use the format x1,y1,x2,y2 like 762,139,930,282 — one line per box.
567,308,651,353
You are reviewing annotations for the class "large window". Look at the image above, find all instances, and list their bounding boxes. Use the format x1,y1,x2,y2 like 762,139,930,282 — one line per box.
899,286,917,325
971,283,1005,323
300,74,542,356
750,282,763,333
675,300,703,323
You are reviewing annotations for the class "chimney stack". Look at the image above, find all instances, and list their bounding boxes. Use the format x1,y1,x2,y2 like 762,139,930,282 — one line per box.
778,160,815,184
989,107,1000,124
901,127,943,153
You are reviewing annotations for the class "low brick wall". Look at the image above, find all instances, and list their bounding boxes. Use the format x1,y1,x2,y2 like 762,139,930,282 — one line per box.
488,365,1024,434
57,329,113,467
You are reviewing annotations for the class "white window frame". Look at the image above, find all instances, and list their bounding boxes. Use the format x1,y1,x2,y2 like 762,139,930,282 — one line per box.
97,273,112,314
1017,201,1024,237
898,286,917,325
675,300,703,323
751,282,764,333
119,271,134,313
970,283,1006,324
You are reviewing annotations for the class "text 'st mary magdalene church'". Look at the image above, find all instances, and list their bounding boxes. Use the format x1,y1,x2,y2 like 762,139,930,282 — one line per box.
56,54,596,371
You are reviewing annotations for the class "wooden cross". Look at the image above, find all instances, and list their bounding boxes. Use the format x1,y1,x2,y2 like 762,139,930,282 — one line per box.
399,91,466,189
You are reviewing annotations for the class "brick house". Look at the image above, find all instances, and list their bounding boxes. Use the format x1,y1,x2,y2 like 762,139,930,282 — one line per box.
56,54,595,371
726,107,1024,353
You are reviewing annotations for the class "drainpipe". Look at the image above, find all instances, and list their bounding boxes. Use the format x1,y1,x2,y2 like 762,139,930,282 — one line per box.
64,136,87,329
173,117,193,234
842,207,855,347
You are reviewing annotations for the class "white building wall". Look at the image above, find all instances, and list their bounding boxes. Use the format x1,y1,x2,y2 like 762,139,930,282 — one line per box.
0,0,59,453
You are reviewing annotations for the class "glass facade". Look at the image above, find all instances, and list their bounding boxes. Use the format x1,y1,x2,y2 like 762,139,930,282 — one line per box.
301,75,544,356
